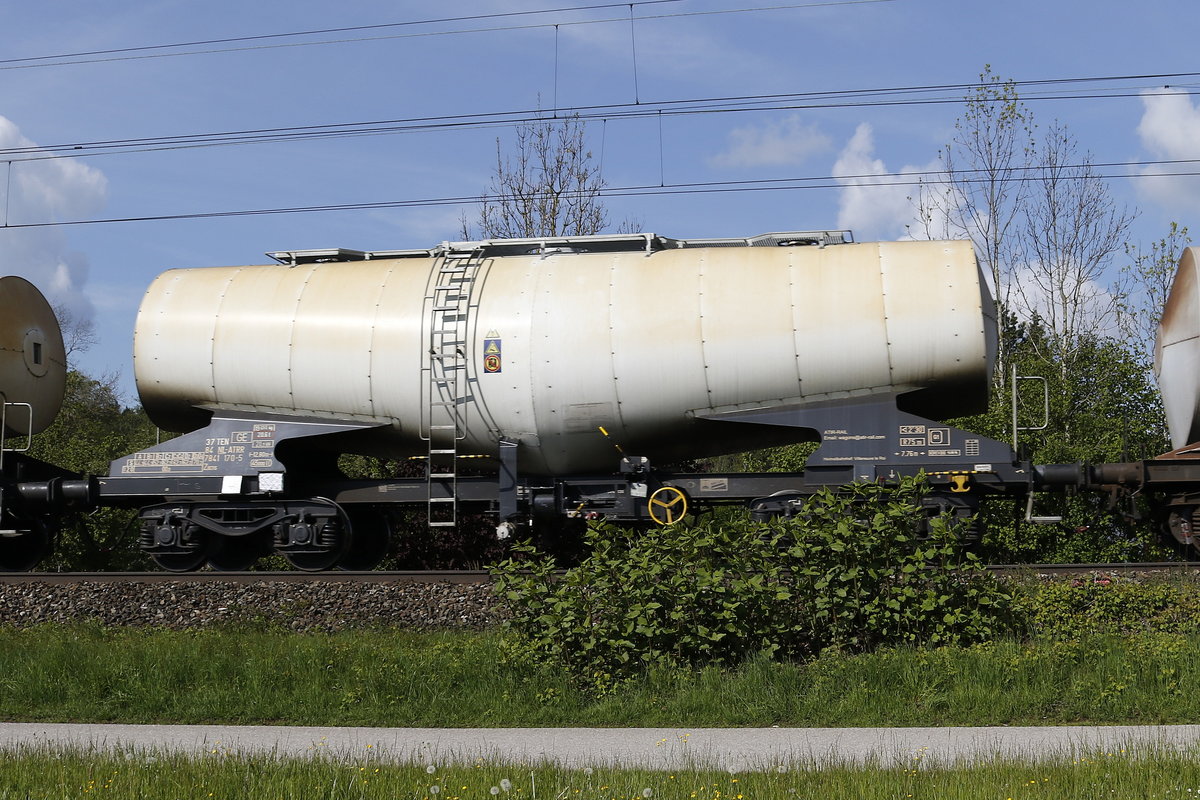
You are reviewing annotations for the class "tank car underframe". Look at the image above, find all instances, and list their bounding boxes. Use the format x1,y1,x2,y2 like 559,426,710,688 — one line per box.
88,394,1047,572
84,411,1200,571
0,453,95,571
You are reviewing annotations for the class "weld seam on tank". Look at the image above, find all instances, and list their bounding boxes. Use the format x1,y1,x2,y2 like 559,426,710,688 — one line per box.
209,270,238,395
697,250,713,402
606,254,625,417
285,267,313,404
879,244,897,383
364,265,391,414
787,247,803,396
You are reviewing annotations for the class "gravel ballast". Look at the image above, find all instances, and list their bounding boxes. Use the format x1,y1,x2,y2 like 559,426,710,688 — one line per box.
0,580,505,631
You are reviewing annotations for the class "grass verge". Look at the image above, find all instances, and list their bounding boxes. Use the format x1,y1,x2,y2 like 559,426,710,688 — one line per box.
1,743,1200,799
2,624,1200,726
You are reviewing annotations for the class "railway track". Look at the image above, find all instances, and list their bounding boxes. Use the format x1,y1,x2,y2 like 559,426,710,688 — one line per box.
0,570,494,584
986,561,1200,576
1,562,1199,584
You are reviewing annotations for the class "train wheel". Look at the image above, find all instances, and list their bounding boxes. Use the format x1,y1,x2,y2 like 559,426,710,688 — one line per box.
337,509,390,571
277,503,351,572
207,533,271,571
0,520,51,572
1162,506,1200,555
283,517,348,572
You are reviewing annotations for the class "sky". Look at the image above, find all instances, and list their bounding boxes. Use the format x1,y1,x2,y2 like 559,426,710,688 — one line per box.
0,0,1197,403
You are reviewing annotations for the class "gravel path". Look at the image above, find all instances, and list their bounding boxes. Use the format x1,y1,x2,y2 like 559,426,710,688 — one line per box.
2,723,1199,769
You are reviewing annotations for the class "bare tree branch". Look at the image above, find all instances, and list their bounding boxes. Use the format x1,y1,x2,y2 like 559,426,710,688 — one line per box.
50,302,97,362
464,115,609,240
1015,122,1135,376
913,66,1035,384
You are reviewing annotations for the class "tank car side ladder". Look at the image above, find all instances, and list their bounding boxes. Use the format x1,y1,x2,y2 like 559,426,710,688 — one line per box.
422,246,483,529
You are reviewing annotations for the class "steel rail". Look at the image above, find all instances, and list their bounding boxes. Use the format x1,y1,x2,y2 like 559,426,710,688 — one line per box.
986,561,1200,576
3,562,1200,584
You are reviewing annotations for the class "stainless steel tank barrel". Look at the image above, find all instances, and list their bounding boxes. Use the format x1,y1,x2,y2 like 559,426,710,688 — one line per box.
133,236,996,474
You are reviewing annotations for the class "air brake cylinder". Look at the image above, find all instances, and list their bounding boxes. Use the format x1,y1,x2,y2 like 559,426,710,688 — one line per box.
1034,463,1087,488
1035,462,1147,490
16,477,99,509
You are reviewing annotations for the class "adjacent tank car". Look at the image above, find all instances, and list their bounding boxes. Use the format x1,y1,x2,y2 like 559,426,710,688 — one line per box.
0,276,93,570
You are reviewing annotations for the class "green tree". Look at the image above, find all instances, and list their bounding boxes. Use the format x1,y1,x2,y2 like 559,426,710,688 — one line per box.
1119,222,1191,363
913,68,1164,561
953,315,1169,563
27,371,160,570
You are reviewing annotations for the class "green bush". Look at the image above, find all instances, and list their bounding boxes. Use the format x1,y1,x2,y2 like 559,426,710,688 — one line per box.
491,477,1016,690
1016,577,1200,639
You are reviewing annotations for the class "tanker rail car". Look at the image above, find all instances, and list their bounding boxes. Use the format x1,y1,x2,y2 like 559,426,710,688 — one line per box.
94,230,1047,571
11,232,1200,572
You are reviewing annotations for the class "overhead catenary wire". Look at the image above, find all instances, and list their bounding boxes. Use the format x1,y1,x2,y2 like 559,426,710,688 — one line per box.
1,76,1196,163
2,4,1194,233
0,1,683,66
0,1,893,71
2,158,1196,230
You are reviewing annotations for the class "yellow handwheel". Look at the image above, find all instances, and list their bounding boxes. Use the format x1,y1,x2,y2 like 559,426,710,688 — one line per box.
648,486,689,525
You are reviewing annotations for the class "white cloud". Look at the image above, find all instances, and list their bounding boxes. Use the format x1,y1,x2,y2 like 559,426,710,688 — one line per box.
831,123,929,241
1136,88,1200,211
0,115,107,321
710,115,832,168
1009,261,1121,340
558,15,771,87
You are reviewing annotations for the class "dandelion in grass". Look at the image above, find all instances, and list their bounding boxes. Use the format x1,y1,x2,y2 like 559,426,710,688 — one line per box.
430,785,441,795
500,778,513,792
642,789,653,798
584,768,593,776
490,787,500,796
427,765,438,774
